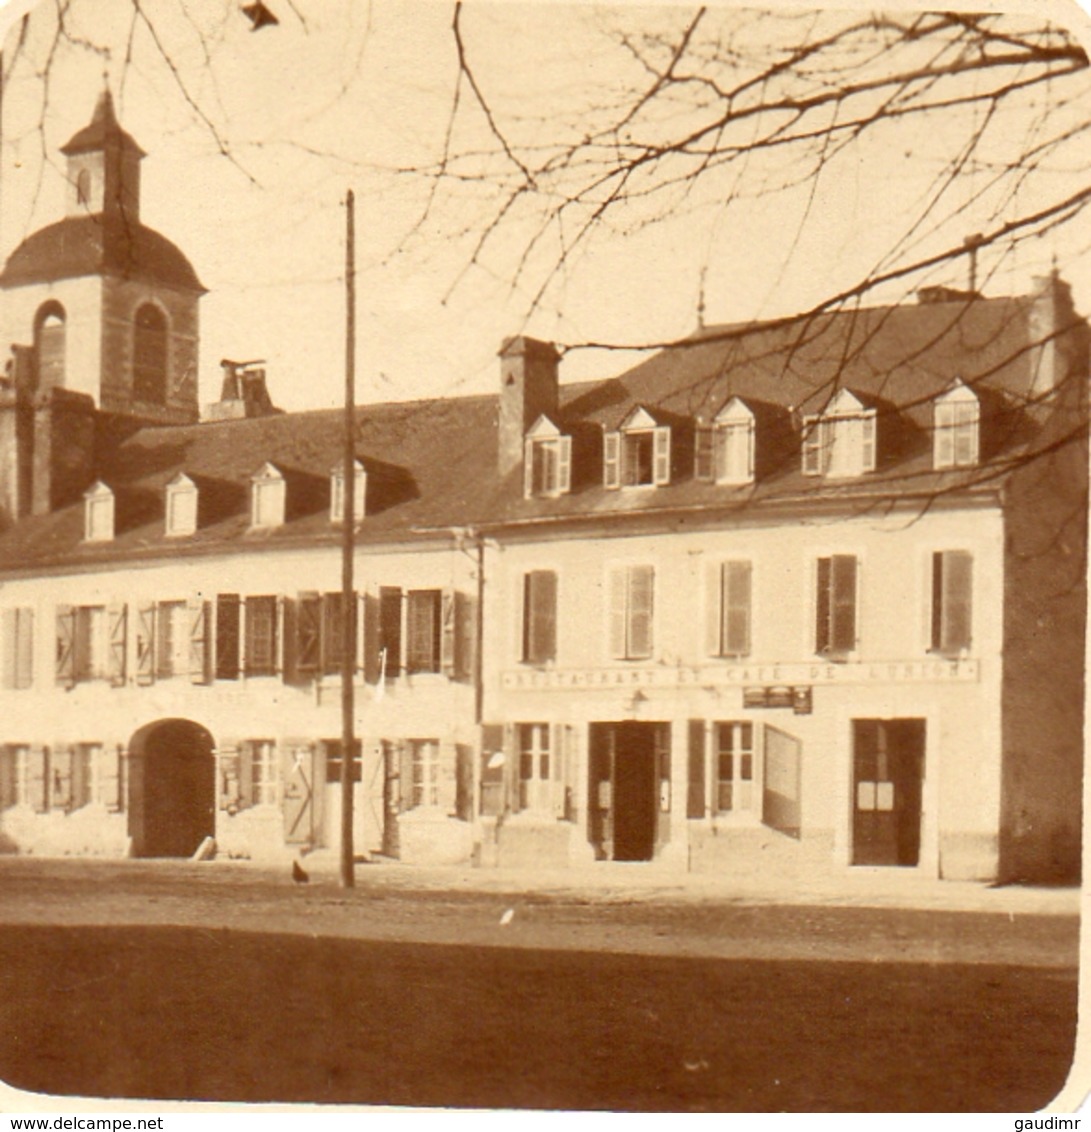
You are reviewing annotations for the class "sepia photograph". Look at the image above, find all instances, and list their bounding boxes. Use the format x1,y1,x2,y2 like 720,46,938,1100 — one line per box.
0,0,1086,1115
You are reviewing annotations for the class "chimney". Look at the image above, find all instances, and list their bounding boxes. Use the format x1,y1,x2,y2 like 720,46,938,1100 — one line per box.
1028,271,1079,404
204,359,279,421
497,336,559,479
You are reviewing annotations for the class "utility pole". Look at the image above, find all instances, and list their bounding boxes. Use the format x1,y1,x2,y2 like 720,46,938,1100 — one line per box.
340,189,356,888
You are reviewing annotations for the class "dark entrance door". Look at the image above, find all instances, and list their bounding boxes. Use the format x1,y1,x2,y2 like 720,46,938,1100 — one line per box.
588,722,664,862
852,719,925,866
128,719,215,858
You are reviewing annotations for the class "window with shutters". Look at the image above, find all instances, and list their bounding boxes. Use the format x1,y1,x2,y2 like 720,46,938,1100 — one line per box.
245,740,278,805
406,590,441,674
609,565,655,660
709,560,752,658
802,390,876,478
1,608,34,689
715,722,755,813
524,417,572,497
379,587,403,676
931,551,973,656
933,381,980,469
604,407,671,489
155,601,188,678
324,739,362,784
0,745,30,808
409,739,440,808
815,555,858,658
165,473,198,537
83,482,115,542
696,398,756,485
517,723,552,813
330,459,366,524
522,570,557,664
245,595,279,676
250,463,286,529
216,594,241,680
60,605,109,682
295,592,351,678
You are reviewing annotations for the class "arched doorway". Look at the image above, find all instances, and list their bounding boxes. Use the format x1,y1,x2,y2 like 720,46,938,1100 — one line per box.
127,719,215,858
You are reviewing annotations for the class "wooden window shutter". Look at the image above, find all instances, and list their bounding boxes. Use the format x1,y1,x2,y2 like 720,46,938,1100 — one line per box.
723,560,752,657
815,557,832,654
218,742,241,811
563,725,579,823
551,723,566,820
0,750,14,809
322,591,347,676
608,568,627,659
604,431,621,488
557,435,572,493
71,747,91,810
106,604,127,687
935,551,972,654
215,594,240,680
687,719,706,819
861,413,876,471
653,426,671,485
398,742,414,812
454,591,475,680
379,587,403,675
523,436,535,497
479,724,505,817
55,605,76,688
762,725,801,838
437,740,458,814
363,587,382,684
406,590,437,674
934,402,955,468
0,609,14,689
455,744,474,821
99,746,123,812
14,609,33,690
135,602,155,685
440,588,457,677
502,723,518,815
30,745,49,812
695,426,714,481
831,555,857,654
188,598,211,684
237,742,254,810
524,571,557,664
295,592,321,676
705,563,723,657
628,565,654,659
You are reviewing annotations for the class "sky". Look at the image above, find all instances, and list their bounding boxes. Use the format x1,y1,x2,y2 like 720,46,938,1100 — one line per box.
0,0,1090,412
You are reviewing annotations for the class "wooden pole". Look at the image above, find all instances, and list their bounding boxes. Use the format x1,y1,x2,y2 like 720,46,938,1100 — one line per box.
340,190,356,888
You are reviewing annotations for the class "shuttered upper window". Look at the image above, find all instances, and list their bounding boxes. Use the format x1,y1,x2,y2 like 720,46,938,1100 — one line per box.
604,407,671,489
802,390,876,478
609,565,655,660
523,417,572,498
707,560,752,658
696,398,755,485
245,595,279,676
815,555,858,658
931,550,972,656
934,381,980,469
522,570,557,664
1,609,34,690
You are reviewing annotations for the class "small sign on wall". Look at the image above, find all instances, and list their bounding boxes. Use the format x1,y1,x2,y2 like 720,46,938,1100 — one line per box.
742,685,813,713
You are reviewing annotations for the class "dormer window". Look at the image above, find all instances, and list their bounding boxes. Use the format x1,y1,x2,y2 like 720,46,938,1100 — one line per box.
605,406,671,488
802,389,876,478
250,463,286,529
331,459,367,524
83,481,115,543
165,473,198,537
696,397,755,485
934,380,980,469
523,416,571,498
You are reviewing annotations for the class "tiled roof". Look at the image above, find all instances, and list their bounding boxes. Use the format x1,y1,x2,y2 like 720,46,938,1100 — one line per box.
0,215,205,293
0,291,1079,573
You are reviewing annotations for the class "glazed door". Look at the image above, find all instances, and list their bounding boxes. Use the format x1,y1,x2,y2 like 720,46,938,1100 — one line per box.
852,719,925,866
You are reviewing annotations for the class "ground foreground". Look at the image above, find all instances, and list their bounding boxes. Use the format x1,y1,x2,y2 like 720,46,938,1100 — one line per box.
0,859,1080,1112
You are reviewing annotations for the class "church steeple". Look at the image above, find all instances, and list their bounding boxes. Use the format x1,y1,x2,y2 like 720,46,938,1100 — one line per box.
60,90,144,222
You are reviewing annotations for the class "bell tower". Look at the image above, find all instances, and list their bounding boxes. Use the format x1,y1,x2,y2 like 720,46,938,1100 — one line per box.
60,89,143,222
